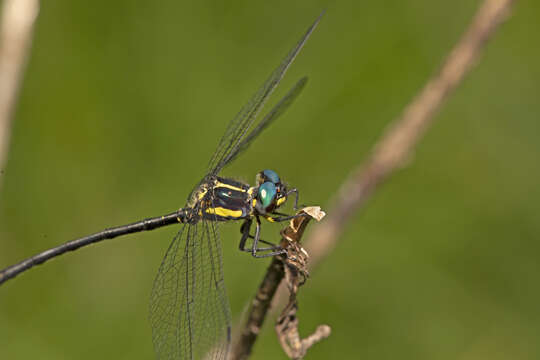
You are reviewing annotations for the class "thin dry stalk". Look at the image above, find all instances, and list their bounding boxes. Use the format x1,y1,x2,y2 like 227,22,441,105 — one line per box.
236,0,514,357
304,0,515,270
0,0,39,187
231,207,326,360
275,224,331,359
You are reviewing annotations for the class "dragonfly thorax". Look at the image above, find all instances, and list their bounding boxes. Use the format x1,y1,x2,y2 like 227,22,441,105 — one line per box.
186,170,290,222
187,176,252,222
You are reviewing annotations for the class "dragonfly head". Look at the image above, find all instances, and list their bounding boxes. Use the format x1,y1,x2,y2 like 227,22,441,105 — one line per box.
255,169,288,213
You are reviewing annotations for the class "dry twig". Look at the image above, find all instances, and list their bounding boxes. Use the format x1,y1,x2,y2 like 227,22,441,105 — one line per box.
275,209,331,359
303,0,514,271
0,0,39,187
235,0,514,357
231,207,327,360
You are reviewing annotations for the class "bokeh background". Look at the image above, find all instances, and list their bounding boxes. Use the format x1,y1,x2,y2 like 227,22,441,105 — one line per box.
1,1,540,359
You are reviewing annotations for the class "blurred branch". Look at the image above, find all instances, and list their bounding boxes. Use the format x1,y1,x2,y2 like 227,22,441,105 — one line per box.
231,207,327,360
302,0,514,270
231,0,513,357
0,0,39,188
233,0,514,357
274,220,331,359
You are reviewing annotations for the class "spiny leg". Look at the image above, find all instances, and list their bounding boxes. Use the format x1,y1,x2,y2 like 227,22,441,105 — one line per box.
285,188,300,210
265,212,308,223
250,216,287,258
238,219,281,253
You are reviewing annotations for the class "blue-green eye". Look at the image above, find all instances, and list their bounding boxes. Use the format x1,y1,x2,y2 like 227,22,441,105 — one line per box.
262,169,280,184
258,182,277,208
256,169,281,185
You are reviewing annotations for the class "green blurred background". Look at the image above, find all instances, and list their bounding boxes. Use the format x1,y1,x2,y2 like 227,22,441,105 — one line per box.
1,1,540,359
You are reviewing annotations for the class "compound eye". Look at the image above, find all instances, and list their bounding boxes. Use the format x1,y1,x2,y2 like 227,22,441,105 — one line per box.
256,169,281,185
263,169,280,184
258,182,277,209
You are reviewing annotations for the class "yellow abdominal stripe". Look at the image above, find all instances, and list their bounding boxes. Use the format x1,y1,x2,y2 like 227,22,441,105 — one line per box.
205,207,243,218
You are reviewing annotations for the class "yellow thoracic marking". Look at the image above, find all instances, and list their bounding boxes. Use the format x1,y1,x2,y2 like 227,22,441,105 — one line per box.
214,181,247,192
187,185,209,208
264,215,276,223
205,207,243,218
276,196,286,206
248,187,257,208
197,188,208,201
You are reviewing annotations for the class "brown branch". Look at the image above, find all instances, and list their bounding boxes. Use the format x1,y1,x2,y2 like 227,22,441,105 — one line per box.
231,207,327,360
303,0,514,270
232,0,514,358
266,0,514,346
276,302,331,360
275,220,331,359
0,0,39,188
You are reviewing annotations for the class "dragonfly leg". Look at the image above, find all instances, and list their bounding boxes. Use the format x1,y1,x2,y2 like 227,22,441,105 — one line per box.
238,219,252,252
265,212,308,223
286,188,300,210
250,216,287,258
238,218,282,252
271,210,290,217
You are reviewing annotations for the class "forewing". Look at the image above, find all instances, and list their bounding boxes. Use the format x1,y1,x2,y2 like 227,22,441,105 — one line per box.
207,13,322,176
149,221,231,360
220,76,308,167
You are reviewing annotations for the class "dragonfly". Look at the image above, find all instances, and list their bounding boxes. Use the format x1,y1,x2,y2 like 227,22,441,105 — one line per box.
0,13,322,360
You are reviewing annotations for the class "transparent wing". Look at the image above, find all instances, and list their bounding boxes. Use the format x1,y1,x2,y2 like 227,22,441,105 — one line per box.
220,76,308,167
207,13,322,176
149,219,231,360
